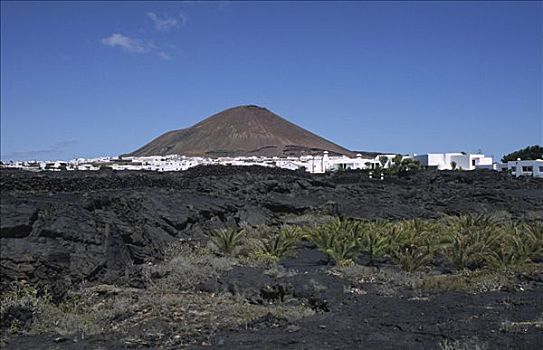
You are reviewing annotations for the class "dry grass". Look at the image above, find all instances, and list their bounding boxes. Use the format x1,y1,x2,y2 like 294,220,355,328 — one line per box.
500,315,543,333
439,338,488,350
412,271,512,293
0,282,315,347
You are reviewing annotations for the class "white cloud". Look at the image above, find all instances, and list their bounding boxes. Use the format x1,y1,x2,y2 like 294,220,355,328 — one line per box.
101,33,151,53
178,12,188,25
147,12,186,31
101,33,172,60
157,51,171,60
101,12,184,59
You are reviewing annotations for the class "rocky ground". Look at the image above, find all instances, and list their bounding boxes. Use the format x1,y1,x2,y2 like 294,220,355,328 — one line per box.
1,166,542,349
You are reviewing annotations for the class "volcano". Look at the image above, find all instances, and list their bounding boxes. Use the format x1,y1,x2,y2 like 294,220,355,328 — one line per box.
128,105,356,157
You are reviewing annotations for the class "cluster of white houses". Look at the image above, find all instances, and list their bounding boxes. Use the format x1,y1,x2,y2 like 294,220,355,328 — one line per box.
2,152,542,178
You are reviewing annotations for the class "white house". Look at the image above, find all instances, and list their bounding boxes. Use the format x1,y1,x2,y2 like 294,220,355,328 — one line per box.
507,159,543,178
327,154,362,171
413,153,493,170
275,160,304,171
301,152,381,173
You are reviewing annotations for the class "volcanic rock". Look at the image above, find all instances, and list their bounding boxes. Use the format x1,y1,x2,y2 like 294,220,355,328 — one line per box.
2,167,542,294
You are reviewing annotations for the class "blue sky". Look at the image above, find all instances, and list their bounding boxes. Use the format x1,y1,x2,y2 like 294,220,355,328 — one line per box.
1,1,542,161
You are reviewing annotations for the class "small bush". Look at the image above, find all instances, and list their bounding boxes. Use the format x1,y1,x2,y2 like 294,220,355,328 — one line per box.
518,222,543,263
259,226,301,259
0,282,102,340
391,244,433,273
304,218,363,265
358,220,389,265
305,216,541,273
443,215,503,270
325,239,360,266
243,251,280,267
0,283,41,334
207,228,246,256
144,243,233,291
384,219,443,272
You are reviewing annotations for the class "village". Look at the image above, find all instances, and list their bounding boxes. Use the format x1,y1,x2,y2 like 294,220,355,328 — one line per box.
2,151,542,178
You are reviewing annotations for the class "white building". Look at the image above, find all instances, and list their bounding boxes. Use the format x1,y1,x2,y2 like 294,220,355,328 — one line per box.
506,159,543,178
12,150,533,177
413,153,493,170
274,159,304,171
327,154,378,171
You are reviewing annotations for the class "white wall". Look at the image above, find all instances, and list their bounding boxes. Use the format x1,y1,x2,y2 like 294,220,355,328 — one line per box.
415,153,493,170
507,159,543,178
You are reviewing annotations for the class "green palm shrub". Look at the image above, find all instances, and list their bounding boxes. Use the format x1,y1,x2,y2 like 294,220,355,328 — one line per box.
383,224,409,255
303,224,335,252
449,214,497,229
403,218,435,234
304,218,362,265
278,225,303,244
522,222,543,262
359,220,389,265
325,239,361,266
485,222,543,270
443,215,503,270
485,246,525,271
385,219,442,253
259,226,301,259
207,228,246,256
386,220,440,272
446,232,483,270
303,216,540,272
327,217,360,241
391,244,434,273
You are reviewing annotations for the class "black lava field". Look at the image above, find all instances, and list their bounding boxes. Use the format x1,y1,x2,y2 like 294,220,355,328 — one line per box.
1,166,542,349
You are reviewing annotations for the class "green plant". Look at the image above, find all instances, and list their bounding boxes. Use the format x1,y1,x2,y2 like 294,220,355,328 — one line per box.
444,215,503,270
258,225,301,259
325,239,360,266
485,222,543,270
521,222,543,262
450,161,457,170
303,224,334,252
0,282,102,339
378,156,389,168
0,283,41,334
391,244,434,272
385,219,442,272
359,220,389,265
447,214,497,229
304,218,362,265
207,228,246,256
399,158,421,171
392,154,403,167
485,246,524,271
446,232,483,270
501,145,543,163
245,251,280,266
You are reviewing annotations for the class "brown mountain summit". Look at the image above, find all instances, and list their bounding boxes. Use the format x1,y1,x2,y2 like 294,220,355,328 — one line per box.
128,105,355,157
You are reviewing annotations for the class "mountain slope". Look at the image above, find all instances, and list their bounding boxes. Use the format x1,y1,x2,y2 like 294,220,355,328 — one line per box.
128,105,355,157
